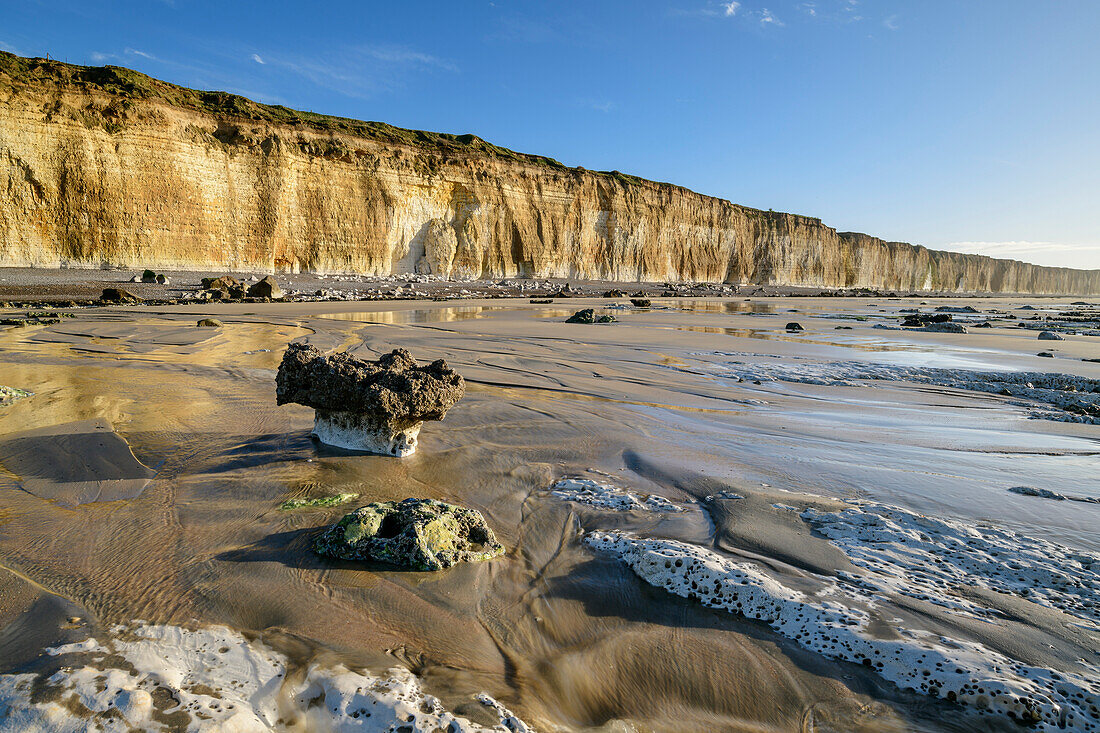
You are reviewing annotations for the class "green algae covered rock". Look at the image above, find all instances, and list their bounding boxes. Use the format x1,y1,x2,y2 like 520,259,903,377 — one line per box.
313,498,504,571
0,386,31,405
279,493,359,511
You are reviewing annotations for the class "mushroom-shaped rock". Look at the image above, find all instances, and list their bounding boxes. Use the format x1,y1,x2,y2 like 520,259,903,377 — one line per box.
313,498,504,570
276,343,465,456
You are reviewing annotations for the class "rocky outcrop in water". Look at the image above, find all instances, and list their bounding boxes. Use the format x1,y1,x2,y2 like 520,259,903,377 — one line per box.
313,498,505,570
1,52,1098,294
275,343,464,456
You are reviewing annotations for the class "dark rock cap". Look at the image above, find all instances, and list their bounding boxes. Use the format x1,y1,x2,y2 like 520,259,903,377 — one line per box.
276,343,464,419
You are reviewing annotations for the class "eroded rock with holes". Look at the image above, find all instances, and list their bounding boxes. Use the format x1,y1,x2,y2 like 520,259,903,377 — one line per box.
275,343,464,456
313,498,504,570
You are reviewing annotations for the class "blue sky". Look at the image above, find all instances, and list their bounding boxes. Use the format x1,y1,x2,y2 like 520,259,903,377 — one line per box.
2,0,1098,268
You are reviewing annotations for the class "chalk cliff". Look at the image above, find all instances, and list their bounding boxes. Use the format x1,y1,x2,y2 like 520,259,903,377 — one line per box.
1,52,1097,294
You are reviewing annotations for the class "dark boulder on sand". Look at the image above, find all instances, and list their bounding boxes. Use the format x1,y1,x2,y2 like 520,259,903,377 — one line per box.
1038,331,1064,341
313,497,505,571
566,309,615,324
100,287,142,303
247,276,284,299
785,322,804,332
202,276,240,291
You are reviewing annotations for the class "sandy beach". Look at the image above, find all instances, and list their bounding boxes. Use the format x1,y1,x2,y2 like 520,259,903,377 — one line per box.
0,284,1097,731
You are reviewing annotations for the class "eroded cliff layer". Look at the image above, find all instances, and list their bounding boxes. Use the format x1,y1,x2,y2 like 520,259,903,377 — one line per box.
1,52,1097,294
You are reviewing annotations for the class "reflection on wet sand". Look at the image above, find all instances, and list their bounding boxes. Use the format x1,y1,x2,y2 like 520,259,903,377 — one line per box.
0,298,1095,731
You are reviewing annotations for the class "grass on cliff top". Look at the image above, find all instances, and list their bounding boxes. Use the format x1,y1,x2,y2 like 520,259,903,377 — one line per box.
0,50,810,220
0,51,571,169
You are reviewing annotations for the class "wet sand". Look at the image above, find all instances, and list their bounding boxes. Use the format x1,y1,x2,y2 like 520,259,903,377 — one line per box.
0,294,1097,731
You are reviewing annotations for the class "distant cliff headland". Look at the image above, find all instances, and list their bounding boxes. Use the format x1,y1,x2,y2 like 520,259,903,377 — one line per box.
1,51,1097,294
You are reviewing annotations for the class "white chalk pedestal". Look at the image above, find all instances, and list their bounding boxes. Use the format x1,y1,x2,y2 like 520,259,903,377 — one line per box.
311,410,422,457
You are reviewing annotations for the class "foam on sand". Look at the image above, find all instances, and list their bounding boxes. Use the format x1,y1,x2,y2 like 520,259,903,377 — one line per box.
801,500,1100,628
713,356,1100,424
0,623,531,732
586,499,1100,731
550,477,685,513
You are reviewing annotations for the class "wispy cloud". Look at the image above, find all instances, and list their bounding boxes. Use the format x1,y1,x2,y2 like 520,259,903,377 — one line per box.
250,53,265,64
0,40,19,55
883,14,899,30
124,48,159,61
682,2,781,26
581,99,615,113
759,8,783,26
256,44,458,99
939,241,1100,270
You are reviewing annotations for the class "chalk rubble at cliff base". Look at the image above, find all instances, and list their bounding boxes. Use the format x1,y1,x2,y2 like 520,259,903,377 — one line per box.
710,355,1100,423
275,344,465,456
585,497,1100,731
0,623,530,732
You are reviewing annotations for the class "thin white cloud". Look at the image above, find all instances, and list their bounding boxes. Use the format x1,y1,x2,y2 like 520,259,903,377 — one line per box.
759,8,783,26
251,53,265,64
939,241,1100,270
0,40,19,54
258,44,457,100
884,14,899,30
124,48,159,61
799,3,817,16
724,2,740,16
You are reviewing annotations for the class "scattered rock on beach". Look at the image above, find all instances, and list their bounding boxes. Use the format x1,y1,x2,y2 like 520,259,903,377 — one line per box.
275,343,465,456
247,275,283,299
202,276,239,291
901,312,951,327
1038,331,1064,340
196,318,223,328
785,322,804,332
100,287,142,303
922,322,967,333
630,298,651,307
312,498,504,570
0,386,32,405
566,308,615,324
935,305,979,313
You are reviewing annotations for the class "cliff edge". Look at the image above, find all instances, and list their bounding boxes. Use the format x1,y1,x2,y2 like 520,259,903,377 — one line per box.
1,51,1096,294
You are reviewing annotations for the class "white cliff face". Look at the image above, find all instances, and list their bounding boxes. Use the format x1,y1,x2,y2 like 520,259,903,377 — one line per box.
1,55,1098,293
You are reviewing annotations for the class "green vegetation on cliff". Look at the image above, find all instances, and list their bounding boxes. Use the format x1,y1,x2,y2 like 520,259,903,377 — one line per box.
0,51,570,169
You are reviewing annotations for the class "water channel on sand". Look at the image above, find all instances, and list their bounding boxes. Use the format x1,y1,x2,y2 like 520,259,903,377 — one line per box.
0,296,1097,731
